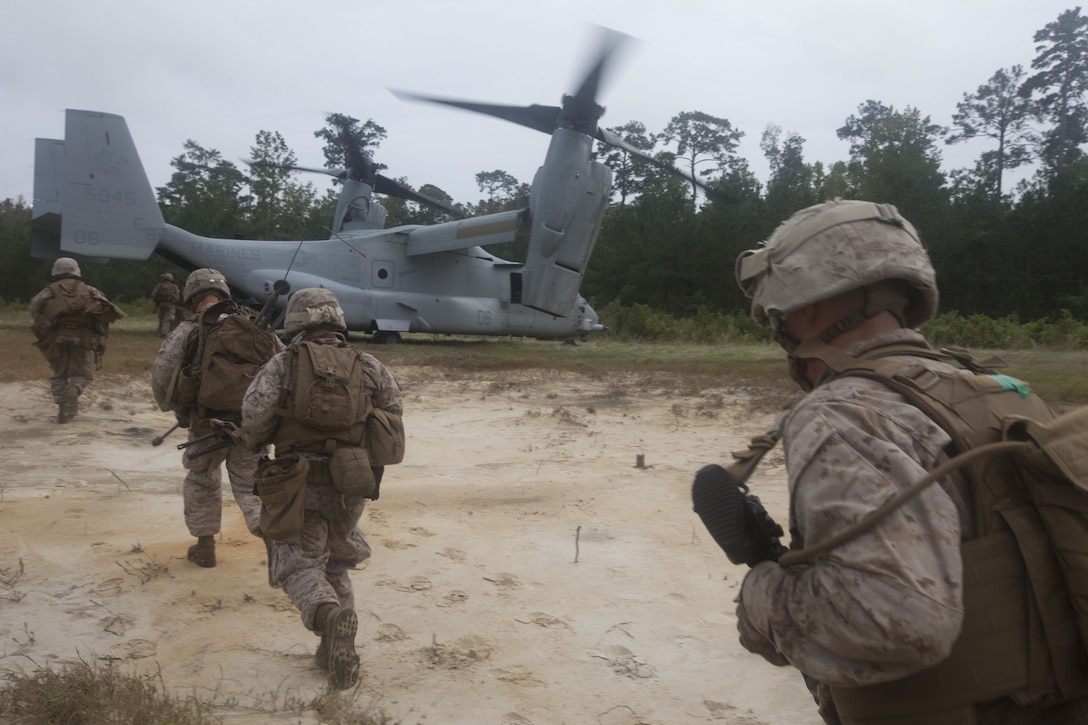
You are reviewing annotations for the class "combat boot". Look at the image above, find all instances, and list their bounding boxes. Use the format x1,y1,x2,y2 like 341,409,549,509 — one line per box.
314,602,336,671
315,635,329,671
57,384,79,423
262,535,280,589
317,605,359,688
187,535,216,568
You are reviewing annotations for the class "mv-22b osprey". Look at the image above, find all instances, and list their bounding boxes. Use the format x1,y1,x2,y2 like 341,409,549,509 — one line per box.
30,29,689,343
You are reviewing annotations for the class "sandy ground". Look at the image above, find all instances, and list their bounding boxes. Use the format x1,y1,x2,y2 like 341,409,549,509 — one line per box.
0,365,821,725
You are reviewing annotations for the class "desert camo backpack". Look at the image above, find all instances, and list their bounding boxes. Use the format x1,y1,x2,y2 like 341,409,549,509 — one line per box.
189,303,281,413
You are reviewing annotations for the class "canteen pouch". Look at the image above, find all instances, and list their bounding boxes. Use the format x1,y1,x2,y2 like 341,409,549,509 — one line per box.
329,446,376,499
172,366,200,409
257,455,309,541
367,409,405,466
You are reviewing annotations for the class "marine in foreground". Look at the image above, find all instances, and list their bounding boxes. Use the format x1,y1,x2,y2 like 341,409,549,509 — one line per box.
696,200,1088,723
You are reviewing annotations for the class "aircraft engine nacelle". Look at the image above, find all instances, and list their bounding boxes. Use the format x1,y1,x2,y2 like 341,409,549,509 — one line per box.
521,128,612,317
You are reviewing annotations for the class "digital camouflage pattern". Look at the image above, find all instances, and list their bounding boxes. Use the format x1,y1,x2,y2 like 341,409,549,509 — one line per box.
283,287,346,337
737,329,973,687
182,268,230,305
29,278,121,407
151,317,281,538
241,336,403,632
151,277,184,337
735,200,938,329
50,256,81,277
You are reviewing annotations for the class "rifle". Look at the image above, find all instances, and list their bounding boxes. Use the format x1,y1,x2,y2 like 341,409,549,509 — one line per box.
151,422,181,446
177,418,241,461
252,279,291,330
692,464,788,566
691,428,789,567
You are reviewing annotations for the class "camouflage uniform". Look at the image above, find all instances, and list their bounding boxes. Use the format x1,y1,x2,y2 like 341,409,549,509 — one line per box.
738,328,972,685
28,258,125,422
151,317,278,539
151,274,184,337
730,201,1088,723
240,287,403,689
241,343,402,627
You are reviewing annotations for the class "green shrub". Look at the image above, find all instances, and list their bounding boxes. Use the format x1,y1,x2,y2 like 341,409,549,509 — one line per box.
596,302,1087,350
923,310,1088,349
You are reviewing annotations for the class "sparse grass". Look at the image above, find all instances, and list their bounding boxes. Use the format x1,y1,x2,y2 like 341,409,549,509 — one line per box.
0,658,397,724
2,311,1086,405
0,659,220,724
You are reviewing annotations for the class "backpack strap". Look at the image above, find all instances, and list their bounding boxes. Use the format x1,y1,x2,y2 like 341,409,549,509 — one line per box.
780,337,1022,566
794,337,1009,454
778,438,1029,567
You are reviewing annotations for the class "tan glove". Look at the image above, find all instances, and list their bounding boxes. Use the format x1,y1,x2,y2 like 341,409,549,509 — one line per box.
736,599,790,667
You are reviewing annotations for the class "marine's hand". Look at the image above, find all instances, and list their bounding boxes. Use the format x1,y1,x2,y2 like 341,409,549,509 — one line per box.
736,599,789,667
692,464,788,567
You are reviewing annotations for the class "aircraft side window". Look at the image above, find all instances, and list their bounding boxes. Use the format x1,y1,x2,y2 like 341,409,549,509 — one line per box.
371,261,395,289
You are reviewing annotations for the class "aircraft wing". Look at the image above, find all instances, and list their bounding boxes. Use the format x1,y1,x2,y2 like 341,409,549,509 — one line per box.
405,208,527,256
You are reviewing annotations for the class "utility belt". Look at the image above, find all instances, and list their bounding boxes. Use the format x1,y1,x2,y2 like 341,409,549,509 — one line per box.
278,441,378,499
297,454,335,487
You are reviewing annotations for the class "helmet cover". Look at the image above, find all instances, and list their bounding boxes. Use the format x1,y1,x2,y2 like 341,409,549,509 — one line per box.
51,257,81,277
735,200,938,329
284,288,347,336
182,268,230,305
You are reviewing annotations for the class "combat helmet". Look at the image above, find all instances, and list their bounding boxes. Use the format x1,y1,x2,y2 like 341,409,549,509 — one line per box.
735,200,938,332
51,257,81,278
182,268,231,305
284,288,347,337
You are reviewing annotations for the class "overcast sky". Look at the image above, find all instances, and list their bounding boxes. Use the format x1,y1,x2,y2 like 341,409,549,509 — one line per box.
2,0,1078,209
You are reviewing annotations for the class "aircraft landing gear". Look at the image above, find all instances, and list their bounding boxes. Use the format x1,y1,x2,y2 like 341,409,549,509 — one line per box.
372,331,402,345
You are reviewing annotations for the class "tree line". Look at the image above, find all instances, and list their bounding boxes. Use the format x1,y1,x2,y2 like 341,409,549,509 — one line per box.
1,8,1086,328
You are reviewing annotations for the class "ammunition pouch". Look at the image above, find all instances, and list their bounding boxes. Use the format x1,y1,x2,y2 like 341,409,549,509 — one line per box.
31,314,53,342
90,316,110,337
172,367,200,410
32,334,61,368
329,446,377,499
256,455,309,541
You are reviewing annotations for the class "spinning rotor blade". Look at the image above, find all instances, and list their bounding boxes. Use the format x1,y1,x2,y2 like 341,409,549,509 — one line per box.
389,91,563,137
595,127,661,168
391,26,627,139
374,176,461,217
559,25,626,133
244,158,460,217
335,123,378,186
393,27,718,198
243,158,347,180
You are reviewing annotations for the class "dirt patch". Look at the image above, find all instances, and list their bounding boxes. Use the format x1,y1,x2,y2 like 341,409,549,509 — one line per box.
0,367,817,724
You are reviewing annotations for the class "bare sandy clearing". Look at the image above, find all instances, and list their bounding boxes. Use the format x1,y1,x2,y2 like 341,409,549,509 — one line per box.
0,367,817,724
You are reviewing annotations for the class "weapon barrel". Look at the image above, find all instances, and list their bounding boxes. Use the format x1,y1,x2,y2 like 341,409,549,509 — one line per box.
177,417,242,452
151,422,181,447
185,438,234,461
177,431,219,450
253,279,291,330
